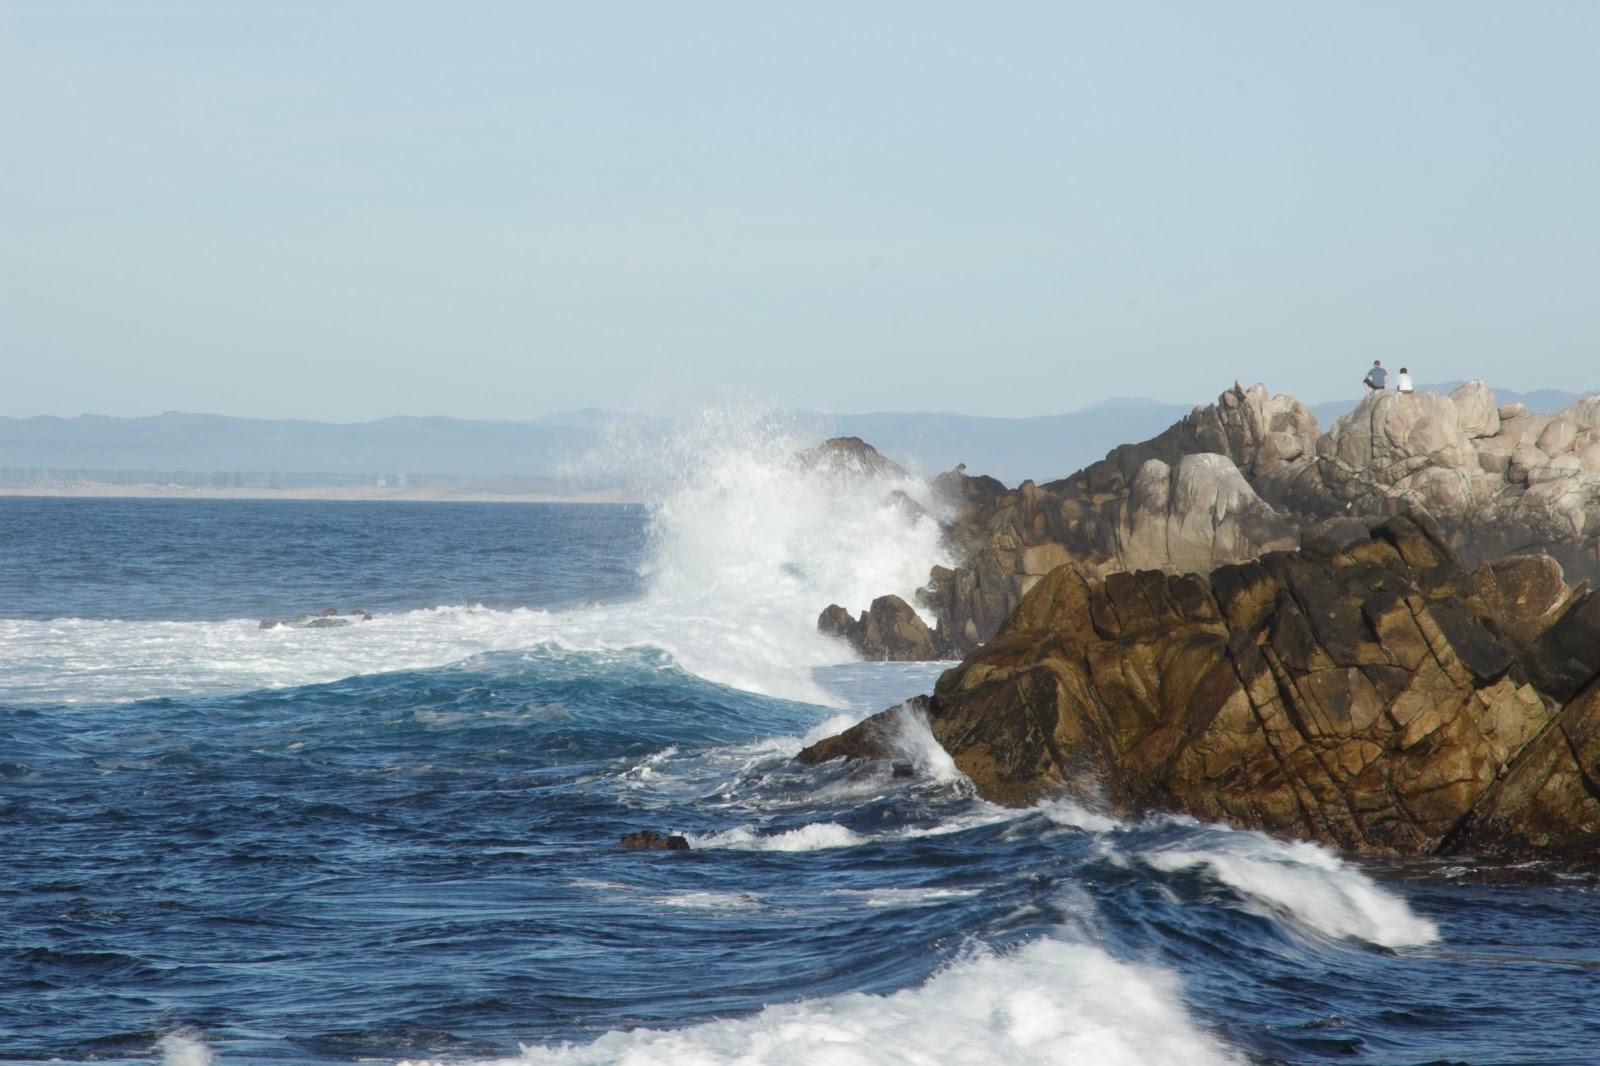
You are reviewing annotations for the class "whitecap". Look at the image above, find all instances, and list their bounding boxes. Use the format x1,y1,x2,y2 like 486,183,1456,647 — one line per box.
688,822,867,852
396,937,1240,1066
1139,831,1439,948
654,891,763,910
828,887,981,908
156,1030,215,1066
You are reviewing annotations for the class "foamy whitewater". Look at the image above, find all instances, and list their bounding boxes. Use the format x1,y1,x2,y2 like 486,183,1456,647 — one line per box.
4,415,1597,1065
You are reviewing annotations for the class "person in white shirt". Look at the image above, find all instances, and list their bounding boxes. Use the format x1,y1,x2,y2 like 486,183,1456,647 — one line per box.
1397,367,1414,395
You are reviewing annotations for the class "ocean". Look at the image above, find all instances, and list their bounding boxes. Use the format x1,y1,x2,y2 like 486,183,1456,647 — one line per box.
3,438,1597,1065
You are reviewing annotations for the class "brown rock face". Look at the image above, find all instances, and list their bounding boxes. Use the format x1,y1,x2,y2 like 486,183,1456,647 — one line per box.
800,513,1600,858
817,595,942,661
916,442,1299,656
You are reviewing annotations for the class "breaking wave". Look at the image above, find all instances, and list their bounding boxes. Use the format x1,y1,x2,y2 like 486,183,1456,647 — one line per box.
1,409,951,708
399,938,1239,1066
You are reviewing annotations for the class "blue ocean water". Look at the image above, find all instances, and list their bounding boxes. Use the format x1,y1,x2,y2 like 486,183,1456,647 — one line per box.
2,494,1598,1066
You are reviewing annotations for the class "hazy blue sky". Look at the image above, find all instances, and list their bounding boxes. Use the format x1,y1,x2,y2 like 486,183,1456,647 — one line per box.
3,1,1596,421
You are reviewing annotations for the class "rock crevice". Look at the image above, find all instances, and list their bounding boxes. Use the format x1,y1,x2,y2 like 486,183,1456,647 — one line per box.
801,513,1600,858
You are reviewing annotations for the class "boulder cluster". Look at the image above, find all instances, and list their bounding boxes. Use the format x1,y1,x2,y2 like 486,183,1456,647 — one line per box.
818,381,1600,661
803,381,1600,860
801,513,1600,859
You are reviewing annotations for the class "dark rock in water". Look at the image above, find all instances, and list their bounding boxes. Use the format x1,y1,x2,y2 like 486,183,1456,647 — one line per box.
891,761,915,778
258,608,374,630
799,513,1600,859
816,595,941,661
619,830,690,851
796,696,932,766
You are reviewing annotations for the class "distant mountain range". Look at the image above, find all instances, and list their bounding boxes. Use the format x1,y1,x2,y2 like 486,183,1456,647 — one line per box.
2,383,1590,491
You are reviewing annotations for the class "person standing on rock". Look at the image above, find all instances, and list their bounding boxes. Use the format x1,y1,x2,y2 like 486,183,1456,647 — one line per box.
1397,367,1414,395
1363,360,1388,392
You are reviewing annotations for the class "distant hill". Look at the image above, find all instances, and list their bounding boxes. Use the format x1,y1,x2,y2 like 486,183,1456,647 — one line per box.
0,413,598,482
3,385,1591,492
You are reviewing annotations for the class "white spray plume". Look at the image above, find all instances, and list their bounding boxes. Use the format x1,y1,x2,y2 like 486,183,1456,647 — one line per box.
3,407,952,707
156,1031,214,1066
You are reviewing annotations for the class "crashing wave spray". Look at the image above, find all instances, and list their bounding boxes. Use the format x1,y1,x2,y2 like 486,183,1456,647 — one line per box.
577,406,953,701
0,408,952,707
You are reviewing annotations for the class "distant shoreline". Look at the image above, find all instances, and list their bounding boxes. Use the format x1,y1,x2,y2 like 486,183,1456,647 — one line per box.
0,483,644,505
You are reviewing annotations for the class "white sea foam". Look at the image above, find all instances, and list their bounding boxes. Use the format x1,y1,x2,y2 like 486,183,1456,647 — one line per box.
156,1030,215,1066
690,803,1030,854
397,937,1239,1066
2,410,951,708
654,890,764,910
829,886,982,908
1038,798,1126,834
1138,830,1439,948
689,822,868,852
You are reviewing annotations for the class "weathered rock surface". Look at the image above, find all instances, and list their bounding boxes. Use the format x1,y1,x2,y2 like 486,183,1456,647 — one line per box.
800,513,1600,859
833,380,1600,660
818,595,942,661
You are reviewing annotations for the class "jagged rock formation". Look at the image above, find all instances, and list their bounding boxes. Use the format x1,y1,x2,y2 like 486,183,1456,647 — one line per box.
1306,387,1600,565
799,514,1600,859
911,451,1300,656
831,381,1600,659
818,595,940,661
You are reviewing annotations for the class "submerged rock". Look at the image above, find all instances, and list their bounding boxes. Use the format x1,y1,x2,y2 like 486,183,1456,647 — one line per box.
258,608,374,630
800,513,1600,859
619,830,690,851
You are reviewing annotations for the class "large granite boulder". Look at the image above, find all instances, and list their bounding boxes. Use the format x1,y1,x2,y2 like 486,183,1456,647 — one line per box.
800,513,1600,859
1119,453,1298,574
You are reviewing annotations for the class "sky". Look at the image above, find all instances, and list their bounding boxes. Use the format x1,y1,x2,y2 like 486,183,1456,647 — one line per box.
2,1,1597,422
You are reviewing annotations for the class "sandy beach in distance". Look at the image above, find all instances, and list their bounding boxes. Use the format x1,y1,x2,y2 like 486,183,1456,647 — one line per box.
0,483,643,504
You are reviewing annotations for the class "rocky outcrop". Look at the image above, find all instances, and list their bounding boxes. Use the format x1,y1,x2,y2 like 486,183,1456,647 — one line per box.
797,436,909,480
619,830,690,851
818,595,941,661
830,381,1600,660
909,447,1299,656
800,513,1600,859
1117,453,1299,574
